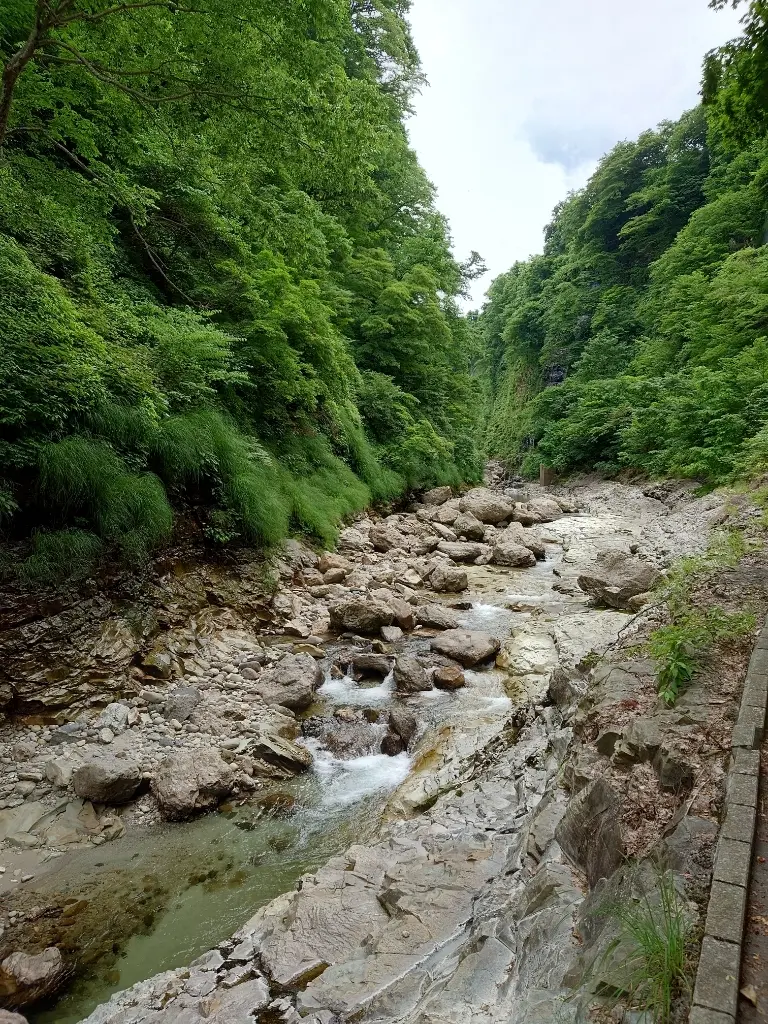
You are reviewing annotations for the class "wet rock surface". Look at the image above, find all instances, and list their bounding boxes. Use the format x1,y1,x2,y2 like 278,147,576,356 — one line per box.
1,472,763,1024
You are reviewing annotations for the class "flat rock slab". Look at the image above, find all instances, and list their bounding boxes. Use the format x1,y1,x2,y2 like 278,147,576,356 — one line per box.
430,630,501,667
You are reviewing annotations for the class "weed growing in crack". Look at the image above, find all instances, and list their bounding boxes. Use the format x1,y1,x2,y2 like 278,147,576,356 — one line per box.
599,871,692,1024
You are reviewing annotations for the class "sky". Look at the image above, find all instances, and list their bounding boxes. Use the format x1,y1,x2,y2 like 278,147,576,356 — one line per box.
406,0,744,306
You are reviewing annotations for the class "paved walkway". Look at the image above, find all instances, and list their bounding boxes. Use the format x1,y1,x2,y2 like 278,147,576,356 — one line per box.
739,740,768,1022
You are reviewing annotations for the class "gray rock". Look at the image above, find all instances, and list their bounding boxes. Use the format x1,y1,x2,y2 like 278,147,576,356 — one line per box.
577,550,662,610
422,486,453,506
452,511,486,541
44,758,73,788
458,487,515,524
389,707,417,745
249,733,313,773
151,748,236,820
555,778,623,887
380,625,404,643
164,685,202,723
430,629,501,667
428,563,468,593
0,948,64,1007
416,604,461,630
0,1010,29,1023
253,654,324,712
491,539,537,568
436,541,489,563
369,524,406,552
72,757,142,804
94,702,130,734
328,598,394,635
318,552,351,575
393,656,432,693
349,653,393,679
433,664,465,689
141,646,174,680
201,976,271,1022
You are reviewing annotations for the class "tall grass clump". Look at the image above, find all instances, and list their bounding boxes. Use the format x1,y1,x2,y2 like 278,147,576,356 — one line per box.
33,436,173,574
19,529,103,583
600,872,691,1024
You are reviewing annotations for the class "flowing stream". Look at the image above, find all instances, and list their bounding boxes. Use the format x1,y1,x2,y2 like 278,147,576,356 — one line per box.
29,547,570,1024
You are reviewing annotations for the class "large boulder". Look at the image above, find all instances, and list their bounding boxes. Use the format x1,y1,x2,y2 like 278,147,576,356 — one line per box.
389,707,418,745
422,486,453,506
249,732,313,773
329,598,394,635
433,664,465,690
0,948,64,1007
577,550,662,610
500,522,546,559
458,488,514,524
428,563,468,593
416,604,461,630
430,629,501,667
253,653,324,711
151,747,236,820
436,541,489,563
491,539,536,568
452,511,486,541
369,524,406,553
393,655,432,694
526,497,565,522
72,756,142,804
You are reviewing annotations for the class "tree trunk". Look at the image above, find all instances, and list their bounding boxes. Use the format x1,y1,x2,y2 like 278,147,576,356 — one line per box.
0,5,48,147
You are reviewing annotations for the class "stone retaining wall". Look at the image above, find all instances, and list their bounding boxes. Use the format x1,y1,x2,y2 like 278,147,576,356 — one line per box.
690,618,768,1023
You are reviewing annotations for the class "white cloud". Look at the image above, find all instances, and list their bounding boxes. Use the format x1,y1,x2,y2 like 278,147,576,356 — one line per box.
406,0,743,305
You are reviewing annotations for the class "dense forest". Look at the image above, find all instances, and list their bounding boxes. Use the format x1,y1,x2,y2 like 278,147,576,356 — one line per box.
481,0,768,485
0,0,484,580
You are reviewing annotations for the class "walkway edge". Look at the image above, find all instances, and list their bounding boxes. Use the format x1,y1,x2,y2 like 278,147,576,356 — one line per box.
689,617,768,1023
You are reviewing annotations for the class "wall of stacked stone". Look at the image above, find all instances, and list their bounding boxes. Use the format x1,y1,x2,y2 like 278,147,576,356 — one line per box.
689,620,768,1024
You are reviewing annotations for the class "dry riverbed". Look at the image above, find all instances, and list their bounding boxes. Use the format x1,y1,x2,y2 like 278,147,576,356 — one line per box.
0,473,765,1023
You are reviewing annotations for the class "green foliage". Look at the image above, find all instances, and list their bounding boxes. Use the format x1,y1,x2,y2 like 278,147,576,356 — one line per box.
648,531,757,704
480,32,768,485
601,871,691,1023
19,529,103,584
0,0,482,578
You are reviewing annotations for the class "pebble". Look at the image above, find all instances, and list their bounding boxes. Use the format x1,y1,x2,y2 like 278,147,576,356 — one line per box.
100,728,115,744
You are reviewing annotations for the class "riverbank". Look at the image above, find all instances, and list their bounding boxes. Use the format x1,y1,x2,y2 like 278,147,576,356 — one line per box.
1,475,765,1022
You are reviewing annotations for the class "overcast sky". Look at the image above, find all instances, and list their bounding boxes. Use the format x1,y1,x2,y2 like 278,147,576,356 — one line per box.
406,0,743,306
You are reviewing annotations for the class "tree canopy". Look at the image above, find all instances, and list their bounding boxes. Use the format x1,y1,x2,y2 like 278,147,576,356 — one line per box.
0,0,483,579
480,5,768,484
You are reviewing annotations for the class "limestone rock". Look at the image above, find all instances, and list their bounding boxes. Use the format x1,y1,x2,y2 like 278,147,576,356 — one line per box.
328,598,394,635
152,748,236,820
337,528,370,552
393,655,432,693
452,511,486,541
526,496,564,522
44,758,73,788
249,733,312,774
0,948,64,1007
577,550,662,610
369,524,406,553
72,757,142,804
253,654,324,711
555,778,623,888
318,552,350,575
422,486,453,506
491,539,537,568
164,684,202,723
458,488,514,524
428,564,468,593
94,702,130,734
430,629,501,667
436,541,489,563
415,604,461,630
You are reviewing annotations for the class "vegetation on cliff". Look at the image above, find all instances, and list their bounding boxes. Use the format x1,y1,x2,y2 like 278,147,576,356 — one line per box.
481,0,768,484
0,0,483,579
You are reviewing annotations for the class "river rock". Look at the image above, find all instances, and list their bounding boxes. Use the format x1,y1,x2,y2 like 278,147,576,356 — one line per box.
163,684,202,723
349,653,393,679
328,598,394,634
458,487,514,524
0,948,64,1007
380,625,403,643
436,541,489,563
577,550,662,610
151,748,236,820
389,706,417,745
337,527,370,552
452,511,486,541
555,778,623,888
249,733,312,773
491,539,536,568
393,655,432,693
415,604,461,630
500,521,546,559
0,1010,29,1023
72,757,142,804
253,654,324,711
141,645,174,680
44,758,73,788
433,663,465,689
428,564,468,593
430,629,501,667
526,496,564,522
422,485,453,506
94,702,130,734
318,552,351,575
